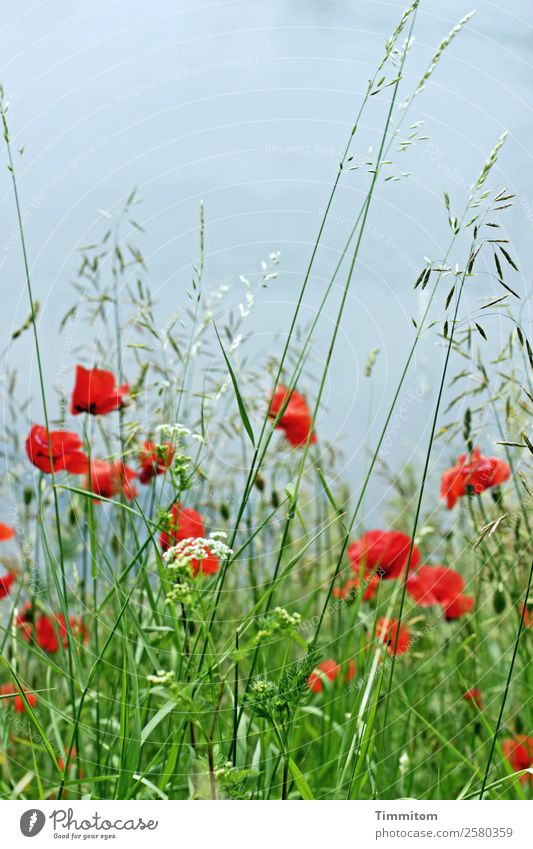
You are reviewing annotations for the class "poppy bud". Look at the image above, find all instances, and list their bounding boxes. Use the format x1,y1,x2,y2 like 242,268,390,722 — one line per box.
23,487,33,506
271,490,279,508
220,502,230,521
254,473,265,492
493,586,506,614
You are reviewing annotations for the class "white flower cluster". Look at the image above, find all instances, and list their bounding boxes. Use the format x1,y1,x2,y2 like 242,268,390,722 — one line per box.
147,669,176,687
273,606,302,628
162,535,233,571
157,422,201,441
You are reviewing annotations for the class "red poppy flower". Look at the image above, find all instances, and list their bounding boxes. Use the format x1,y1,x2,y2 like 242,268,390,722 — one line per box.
35,613,86,653
375,617,411,655
344,659,356,682
160,505,219,575
0,571,15,600
464,688,482,709
308,659,341,693
0,523,15,541
160,503,205,552
519,603,533,628
268,385,316,447
441,447,510,509
70,365,129,416
85,460,138,502
57,747,84,778
26,425,88,474
333,573,380,602
0,683,37,714
192,547,220,577
138,440,175,484
443,594,474,620
502,736,533,783
348,530,420,580
407,565,465,608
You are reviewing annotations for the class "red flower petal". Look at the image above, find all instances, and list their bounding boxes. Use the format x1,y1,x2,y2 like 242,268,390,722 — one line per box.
269,385,316,447
308,659,340,693
0,523,15,541
70,365,129,416
348,530,420,580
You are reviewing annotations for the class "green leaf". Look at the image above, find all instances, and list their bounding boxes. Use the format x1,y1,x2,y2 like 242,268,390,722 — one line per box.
288,757,314,799
213,322,255,447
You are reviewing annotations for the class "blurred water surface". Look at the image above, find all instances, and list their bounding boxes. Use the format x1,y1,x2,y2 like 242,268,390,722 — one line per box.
1,0,532,516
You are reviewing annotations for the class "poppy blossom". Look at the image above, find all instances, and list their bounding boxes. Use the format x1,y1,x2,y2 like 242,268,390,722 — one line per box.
519,603,533,628
35,613,86,654
407,565,465,608
443,594,474,620
160,503,205,552
375,617,411,655
268,385,316,447
26,425,88,474
441,447,510,509
160,505,219,576
138,440,175,484
192,547,220,577
344,659,357,682
85,460,138,502
348,530,420,581
502,737,533,783
70,365,129,416
0,523,15,541
0,571,15,600
464,688,482,709
333,572,379,602
308,659,341,693
0,683,37,714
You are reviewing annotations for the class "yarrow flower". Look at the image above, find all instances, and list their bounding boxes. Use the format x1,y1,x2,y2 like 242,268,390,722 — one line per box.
85,460,138,502
26,425,88,474
268,385,316,447
70,365,129,415
162,536,232,578
255,607,302,643
348,529,420,580
440,447,510,509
